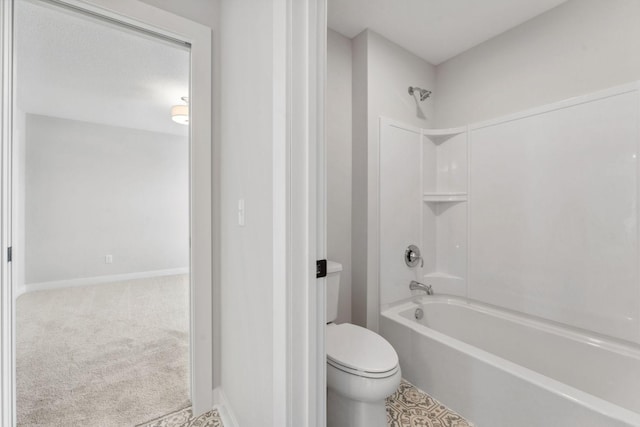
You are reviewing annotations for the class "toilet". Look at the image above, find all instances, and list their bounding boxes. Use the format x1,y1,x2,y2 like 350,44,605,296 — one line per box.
325,261,401,427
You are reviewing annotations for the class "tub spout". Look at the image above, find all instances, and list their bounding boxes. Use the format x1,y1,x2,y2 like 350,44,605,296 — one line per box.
410,280,433,295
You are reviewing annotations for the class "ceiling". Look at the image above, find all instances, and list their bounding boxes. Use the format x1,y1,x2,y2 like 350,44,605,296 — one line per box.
328,0,569,65
15,0,189,136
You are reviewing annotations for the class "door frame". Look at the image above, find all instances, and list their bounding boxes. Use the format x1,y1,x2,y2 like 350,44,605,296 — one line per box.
0,0,215,424
286,0,327,425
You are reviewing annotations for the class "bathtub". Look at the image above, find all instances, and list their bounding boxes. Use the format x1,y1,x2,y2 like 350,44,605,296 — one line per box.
380,295,640,427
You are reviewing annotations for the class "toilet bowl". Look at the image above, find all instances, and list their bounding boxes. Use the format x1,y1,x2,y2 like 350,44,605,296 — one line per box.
325,262,401,427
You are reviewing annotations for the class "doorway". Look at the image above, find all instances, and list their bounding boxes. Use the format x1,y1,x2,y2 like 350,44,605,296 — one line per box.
3,0,214,425
14,1,190,424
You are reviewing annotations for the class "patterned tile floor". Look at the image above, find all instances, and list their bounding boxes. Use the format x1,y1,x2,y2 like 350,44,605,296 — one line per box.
387,380,473,427
136,407,222,427
140,379,472,427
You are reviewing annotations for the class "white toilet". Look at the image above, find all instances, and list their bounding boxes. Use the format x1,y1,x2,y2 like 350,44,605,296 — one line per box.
325,261,401,427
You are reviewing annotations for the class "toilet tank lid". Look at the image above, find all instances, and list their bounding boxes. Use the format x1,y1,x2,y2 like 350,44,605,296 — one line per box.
327,261,342,274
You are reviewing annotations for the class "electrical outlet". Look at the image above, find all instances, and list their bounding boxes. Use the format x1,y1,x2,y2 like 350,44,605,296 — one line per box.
105,254,113,264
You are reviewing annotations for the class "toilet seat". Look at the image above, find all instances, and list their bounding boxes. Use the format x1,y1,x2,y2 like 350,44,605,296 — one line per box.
327,357,400,379
326,323,399,379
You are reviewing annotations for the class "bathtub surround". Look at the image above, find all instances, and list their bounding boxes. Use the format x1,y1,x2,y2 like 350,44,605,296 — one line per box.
351,29,436,330
376,83,640,426
378,118,468,308
467,90,639,341
378,120,424,305
379,83,640,343
16,275,190,426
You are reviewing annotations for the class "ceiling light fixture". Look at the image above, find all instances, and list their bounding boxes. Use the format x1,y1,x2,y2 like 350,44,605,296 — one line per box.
171,96,189,125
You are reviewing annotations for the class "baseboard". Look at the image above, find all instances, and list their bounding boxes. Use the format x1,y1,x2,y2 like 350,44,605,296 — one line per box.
213,387,240,427
16,284,27,298
23,268,189,294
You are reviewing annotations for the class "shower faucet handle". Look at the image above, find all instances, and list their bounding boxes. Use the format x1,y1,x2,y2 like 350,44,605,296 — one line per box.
405,245,423,268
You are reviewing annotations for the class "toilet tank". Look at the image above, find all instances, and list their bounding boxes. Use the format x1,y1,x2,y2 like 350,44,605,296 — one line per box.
326,261,343,323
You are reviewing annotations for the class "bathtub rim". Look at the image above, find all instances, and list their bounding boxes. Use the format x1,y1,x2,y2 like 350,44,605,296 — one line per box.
386,295,640,359
381,295,640,426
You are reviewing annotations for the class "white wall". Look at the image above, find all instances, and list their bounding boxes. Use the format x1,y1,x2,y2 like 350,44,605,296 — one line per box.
435,0,640,127
327,29,352,324
351,30,436,330
140,3,290,421
138,0,218,29
219,0,278,425
350,30,368,328
24,114,189,285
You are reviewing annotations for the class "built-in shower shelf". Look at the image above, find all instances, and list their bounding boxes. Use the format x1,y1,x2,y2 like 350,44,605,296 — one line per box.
423,192,467,202
422,127,466,144
423,272,464,281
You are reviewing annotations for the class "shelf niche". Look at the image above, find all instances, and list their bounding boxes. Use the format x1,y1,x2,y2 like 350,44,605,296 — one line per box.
421,128,468,298
422,127,466,144
423,192,467,203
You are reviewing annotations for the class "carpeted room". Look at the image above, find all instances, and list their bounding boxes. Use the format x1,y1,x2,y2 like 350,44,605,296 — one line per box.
13,1,194,424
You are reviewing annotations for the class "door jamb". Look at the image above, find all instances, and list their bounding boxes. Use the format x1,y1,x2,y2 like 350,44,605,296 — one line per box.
0,0,14,425
286,0,327,425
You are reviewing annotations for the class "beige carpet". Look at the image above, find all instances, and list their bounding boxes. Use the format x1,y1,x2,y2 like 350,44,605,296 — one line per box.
16,274,190,426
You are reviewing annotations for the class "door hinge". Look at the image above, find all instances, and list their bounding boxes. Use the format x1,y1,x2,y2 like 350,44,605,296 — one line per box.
7,246,12,262
316,259,327,278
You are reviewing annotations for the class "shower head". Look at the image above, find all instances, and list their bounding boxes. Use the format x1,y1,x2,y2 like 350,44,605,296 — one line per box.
408,86,432,101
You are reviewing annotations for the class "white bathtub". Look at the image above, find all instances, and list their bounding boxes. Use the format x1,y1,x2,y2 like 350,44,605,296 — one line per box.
380,296,640,427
